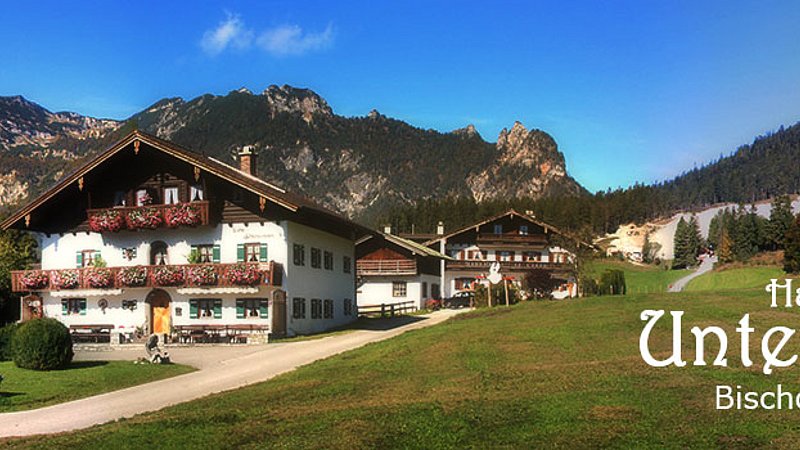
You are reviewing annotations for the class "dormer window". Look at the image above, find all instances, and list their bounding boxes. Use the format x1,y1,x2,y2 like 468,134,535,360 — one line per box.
113,191,127,207
136,189,152,206
163,187,180,205
190,185,204,202
519,225,528,235
494,224,503,235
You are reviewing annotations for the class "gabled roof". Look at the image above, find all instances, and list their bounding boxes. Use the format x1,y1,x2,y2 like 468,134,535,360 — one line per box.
358,231,452,260
423,209,594,249
1,130,371,236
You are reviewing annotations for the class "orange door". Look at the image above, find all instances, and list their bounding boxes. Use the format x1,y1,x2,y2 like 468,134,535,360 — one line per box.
153,305,170,334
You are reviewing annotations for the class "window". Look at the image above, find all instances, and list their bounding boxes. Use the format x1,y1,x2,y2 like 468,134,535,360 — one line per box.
422,282,428,298
293,244,305,266
236,299,268,319
113,191,127,206
392,281,407,297
494,224,503,235
190,184,204,202
323,299,334,319
343,256,352,274
498,251,514,262
523,251,542,262
519,225,529,235
245,243,261,262
136,189,151,206
163,186,180,205
311,299,323,319
292,298,306,319
432,284,441,300
79,250,99,268
192,245,215,263
62,298,86,316
190,299,222,319
311,247,321,268
455,278,475,290
324,251,333,271
343,298,353,316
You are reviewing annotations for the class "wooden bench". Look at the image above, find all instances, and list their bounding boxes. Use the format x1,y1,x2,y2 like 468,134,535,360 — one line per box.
173,324,269,344
70,324,114,343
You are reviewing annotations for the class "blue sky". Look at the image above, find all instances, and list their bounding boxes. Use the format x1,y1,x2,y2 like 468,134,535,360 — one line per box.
2,1,800,193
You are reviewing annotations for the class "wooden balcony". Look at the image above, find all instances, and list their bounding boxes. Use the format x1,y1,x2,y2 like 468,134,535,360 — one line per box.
357,259,417,276
10,261,281,293
446,259,570,272
86,201,210,232
475,233,549,247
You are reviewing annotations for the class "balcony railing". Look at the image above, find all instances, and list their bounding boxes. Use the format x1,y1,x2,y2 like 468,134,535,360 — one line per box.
446,260,569,271
357,259,417,276
476,233,548,246
86,201,210,232
10,261,281,293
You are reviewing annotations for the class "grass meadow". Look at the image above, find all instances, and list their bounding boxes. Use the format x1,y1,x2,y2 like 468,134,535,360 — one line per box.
6,286,800,448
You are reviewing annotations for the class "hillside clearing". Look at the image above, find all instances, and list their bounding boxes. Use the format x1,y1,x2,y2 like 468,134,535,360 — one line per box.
586,259,690,293
685,266,785,292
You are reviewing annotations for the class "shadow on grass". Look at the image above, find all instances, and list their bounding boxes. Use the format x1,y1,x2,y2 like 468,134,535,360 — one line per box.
0,392,24,398
63,361,109,370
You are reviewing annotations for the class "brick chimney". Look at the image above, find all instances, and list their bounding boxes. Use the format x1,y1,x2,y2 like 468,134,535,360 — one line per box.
238,146,257,176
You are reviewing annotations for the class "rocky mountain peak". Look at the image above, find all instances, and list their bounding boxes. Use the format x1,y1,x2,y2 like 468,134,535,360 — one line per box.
453,124,479,138
261,84,333,120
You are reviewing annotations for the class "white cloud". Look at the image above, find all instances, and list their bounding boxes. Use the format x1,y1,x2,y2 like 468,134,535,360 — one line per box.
200,13,254,56
257,23,335,56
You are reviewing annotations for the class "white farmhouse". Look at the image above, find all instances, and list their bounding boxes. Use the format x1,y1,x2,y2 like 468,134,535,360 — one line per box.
3,131,372,341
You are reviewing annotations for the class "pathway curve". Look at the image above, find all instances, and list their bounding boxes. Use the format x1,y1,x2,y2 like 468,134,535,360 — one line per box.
668,255,717,292
0,309,464,438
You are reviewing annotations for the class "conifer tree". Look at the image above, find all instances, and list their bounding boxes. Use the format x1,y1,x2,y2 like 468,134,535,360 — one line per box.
718,227,734,263
768,195,794,250
783,215,800,274
672,217,691,269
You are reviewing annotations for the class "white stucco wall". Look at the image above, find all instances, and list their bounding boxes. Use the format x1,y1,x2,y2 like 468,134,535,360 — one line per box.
356,273,439,310
284,222,357,335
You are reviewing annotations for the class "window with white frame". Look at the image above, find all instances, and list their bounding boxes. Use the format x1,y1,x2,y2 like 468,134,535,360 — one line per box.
190,184,204,202
192,245,214,263
324,251,333,270
190,299,221,319
343,298,353,316
392,281,407,297
62,298,86,316
343,256,352,274
311,247,321,268
293,244,305,266
163,186,180,205
236,299,268,319
323,299,334,319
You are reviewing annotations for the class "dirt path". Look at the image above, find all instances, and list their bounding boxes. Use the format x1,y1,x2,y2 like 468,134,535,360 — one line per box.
668,256,717,292
0,309,463,438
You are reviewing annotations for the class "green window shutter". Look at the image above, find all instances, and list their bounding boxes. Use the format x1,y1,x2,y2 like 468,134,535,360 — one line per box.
61,299,68,315
76,251,83,268
236,299,245,319
190,300,198,319
213,299,222,319
259,244,268,262
259,300,268,319
212,245,221,263
95,250,101,265
79,299,87,315
237,244,245,262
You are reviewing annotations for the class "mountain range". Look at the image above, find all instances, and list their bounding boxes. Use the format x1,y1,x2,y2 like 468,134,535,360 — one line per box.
0,86,585,221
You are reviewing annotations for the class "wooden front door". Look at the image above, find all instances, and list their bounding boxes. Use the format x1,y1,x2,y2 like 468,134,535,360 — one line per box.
149,290,171,334
272,290,287,337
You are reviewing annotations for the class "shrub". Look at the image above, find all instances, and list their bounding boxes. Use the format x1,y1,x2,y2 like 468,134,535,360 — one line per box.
0,323,20,361
473,283,520,307
598,269,627,296
11,318,74,370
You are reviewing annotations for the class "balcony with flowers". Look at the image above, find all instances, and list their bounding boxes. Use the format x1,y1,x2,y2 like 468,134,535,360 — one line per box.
11,262,281,293
86,201,210,233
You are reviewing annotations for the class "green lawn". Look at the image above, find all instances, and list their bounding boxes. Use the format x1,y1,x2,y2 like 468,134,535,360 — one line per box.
0,360,194,412
685,266,785,292
586,259,691,294
7,288,800,448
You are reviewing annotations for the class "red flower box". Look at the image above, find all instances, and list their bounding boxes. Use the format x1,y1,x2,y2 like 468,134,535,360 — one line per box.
20,271,49,290
52,270,80,290
186,265,218,286
151,266,185,286
85,268,114,289
226,264,262,286
164,203,202,228
126,207,163,230
118,266,148,287
88,209,125,232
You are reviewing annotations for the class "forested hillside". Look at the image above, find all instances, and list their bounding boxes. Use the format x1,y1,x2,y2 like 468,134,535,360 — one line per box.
378,123,800,237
